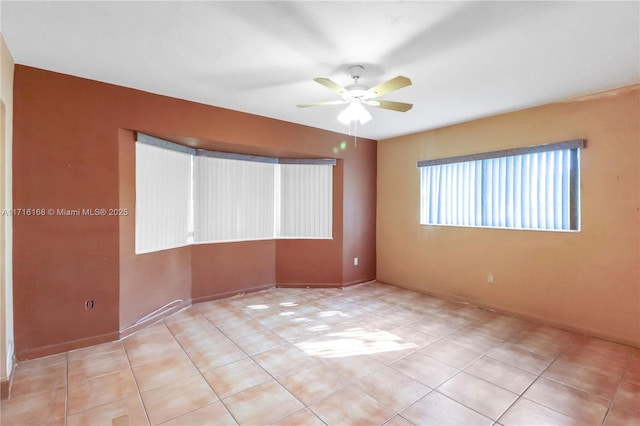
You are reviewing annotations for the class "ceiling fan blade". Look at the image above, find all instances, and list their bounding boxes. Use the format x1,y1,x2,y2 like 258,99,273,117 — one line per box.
366,76,412,98
366,100,413,112
297,100,349,108
313,77,348,95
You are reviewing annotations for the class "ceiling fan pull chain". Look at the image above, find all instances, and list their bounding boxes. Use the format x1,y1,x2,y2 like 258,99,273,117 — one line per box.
354,121,358,148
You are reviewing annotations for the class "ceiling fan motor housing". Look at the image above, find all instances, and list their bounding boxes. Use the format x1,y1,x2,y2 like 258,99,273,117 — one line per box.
345,65,371,99
348,65,365,80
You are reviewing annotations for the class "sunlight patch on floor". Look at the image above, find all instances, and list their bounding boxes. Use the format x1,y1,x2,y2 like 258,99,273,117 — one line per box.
246,304,270,310
296,327,419,358
317,310,348,318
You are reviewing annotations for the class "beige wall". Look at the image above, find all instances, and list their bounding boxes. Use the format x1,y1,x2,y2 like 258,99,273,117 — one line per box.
377,87,640,347
0,34,15,380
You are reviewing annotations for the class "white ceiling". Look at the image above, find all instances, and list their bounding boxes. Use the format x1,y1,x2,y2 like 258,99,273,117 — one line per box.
1,1,638,140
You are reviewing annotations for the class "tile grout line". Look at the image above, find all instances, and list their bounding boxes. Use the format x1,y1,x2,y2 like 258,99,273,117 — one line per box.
184,300,321,424
412,324,507,424
600,350,635,425
496,336,632,426
121,338,153,426
493,350,565,425
159,316,236,426
390,311,543,424
216,302,333,425
240,305,331,424
203,291,391,425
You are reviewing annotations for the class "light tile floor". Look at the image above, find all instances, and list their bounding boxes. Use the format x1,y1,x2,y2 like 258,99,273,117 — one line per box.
2,282,639,425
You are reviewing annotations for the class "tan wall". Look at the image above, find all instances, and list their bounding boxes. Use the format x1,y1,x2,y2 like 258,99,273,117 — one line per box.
377,87,640,347
0,34,15,382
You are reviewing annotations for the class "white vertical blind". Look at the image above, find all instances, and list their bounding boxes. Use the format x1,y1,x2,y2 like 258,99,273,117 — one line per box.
194,156,275,242
419,148,579,231
278,163,333,238
135,134,335,252
239,160,276,240
135,142,192,253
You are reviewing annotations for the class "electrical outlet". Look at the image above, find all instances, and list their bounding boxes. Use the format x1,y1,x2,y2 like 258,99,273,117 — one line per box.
84,300,95,310
354,257,359,266
487,274,494,285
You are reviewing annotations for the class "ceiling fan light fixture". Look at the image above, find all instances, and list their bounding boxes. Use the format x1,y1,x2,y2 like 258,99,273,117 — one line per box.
338,100,372,125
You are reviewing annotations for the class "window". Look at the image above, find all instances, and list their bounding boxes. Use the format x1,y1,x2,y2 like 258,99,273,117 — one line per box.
135,141,193,253
417,140,583,231
194,154,275,243
278,161,333,239
135,134,334,253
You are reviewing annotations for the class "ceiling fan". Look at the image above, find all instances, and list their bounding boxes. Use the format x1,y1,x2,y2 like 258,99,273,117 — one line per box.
297,65,413,125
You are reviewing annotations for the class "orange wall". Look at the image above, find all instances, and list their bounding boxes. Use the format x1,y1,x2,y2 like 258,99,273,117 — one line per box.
13,66,377,359
192,241,276,302
343,139,377,285
377,88,640,347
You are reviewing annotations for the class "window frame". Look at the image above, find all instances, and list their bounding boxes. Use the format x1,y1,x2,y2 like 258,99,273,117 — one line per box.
135,139,195,254
135,133,335,254
417,139,584,232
